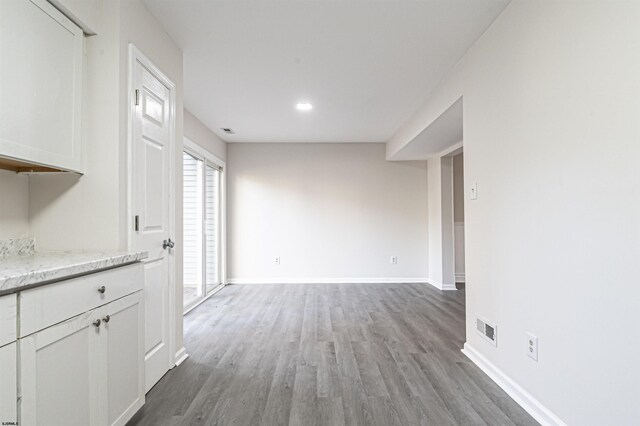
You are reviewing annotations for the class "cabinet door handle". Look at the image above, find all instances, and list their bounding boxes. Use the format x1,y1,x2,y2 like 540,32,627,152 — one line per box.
93,319,101,328
97,285,106,294
103,315,110,323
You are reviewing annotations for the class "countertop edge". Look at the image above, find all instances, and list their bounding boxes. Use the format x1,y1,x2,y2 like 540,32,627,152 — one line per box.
0,251,149,296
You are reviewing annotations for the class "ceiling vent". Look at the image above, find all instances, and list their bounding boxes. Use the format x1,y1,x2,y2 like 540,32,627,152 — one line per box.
476,317,497,347
220,128,235,135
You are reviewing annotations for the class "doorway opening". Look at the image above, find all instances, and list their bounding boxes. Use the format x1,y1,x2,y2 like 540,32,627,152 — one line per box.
452,151,465,288
437,146,465,290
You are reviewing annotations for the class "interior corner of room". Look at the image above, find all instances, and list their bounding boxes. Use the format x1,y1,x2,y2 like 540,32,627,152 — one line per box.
0,0,638,425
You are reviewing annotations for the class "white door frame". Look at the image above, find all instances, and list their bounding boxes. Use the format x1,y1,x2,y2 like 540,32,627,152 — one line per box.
126,44,178,368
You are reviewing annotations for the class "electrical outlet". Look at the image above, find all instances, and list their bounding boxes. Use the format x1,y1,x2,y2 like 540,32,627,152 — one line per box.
274,257,280,265
527,332,538,362
390,256,398,264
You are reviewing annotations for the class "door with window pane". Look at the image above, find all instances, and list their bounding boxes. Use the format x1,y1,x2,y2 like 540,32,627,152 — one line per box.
183,151,222,311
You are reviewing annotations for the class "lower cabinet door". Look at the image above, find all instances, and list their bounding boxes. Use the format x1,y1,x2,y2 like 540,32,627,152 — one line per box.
20,311,101,426
0,342,17,425
101,291,145,426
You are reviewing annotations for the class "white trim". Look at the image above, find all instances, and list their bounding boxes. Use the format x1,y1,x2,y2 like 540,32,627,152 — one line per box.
227,277,430,285
455,273,466,283
426,279,458,291
462,343,566,426
184,137,225,169
439,140,464,158
127,44,179,383
174,347,189,367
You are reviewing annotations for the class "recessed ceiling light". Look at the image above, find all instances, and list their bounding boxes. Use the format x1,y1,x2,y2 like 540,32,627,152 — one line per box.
295,102,313,111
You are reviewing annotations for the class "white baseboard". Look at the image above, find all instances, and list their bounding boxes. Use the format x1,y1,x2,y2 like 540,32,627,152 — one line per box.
461,343,566,426
174,347,189,367
426,279,457,291
226,277,429,285
455,273,466,283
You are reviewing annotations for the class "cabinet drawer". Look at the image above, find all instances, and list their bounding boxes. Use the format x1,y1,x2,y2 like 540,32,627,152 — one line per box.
0,294,17,347
20,263,143,337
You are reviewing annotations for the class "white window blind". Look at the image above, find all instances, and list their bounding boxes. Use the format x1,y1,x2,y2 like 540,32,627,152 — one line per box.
182,152,203,306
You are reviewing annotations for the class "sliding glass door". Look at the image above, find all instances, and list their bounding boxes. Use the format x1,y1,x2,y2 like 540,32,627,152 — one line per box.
183,147,223,312
205,165,221,294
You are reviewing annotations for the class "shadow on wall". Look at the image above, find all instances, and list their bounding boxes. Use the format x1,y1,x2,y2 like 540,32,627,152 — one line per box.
28,173,81,224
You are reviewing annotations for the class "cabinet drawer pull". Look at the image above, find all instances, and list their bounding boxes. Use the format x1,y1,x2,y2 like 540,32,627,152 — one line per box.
97,286,106,294
93,319,101,328
103,315,110,323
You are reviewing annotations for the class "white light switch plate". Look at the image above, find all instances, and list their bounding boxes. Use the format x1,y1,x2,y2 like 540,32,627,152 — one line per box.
470,181,478,200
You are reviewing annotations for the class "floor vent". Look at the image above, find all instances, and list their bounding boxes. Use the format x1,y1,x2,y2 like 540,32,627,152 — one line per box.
476,317,497,347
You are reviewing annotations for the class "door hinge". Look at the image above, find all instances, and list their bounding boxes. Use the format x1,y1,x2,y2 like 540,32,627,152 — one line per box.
134,89,140,106
134,215,139,231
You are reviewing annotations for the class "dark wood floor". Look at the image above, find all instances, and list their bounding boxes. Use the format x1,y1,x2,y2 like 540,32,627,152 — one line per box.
129,283,537,426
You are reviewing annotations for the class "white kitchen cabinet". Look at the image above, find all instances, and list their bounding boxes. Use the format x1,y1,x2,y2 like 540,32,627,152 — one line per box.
0,342,18,425
0,294,17,347
47,0,100,34
20,309,101,426
102,292,145,426
20,291,144,426
0,294,18,425
0,0,84,173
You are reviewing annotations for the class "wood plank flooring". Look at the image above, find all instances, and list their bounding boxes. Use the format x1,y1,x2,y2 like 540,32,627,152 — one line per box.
128,283,537,426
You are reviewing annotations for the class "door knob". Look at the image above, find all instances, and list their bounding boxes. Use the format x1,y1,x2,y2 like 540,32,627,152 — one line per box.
97,285,106,294
93,319,101,328
103,315,110,323
162,238,175,249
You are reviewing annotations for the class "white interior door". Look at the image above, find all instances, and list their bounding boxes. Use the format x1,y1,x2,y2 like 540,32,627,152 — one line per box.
130,47,175,393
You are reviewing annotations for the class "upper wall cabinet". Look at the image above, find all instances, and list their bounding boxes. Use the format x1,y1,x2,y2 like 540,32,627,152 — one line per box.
0,0,84,173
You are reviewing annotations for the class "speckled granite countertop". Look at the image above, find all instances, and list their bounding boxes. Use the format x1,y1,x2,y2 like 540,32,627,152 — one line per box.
0,250,148,295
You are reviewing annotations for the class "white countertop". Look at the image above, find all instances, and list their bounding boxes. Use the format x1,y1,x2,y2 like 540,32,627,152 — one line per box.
0,250,148,295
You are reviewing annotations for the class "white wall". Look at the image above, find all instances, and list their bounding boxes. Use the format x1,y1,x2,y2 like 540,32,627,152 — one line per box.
388,1,640,424
0,170,29,239
184,109,226,161
227,143,428,283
